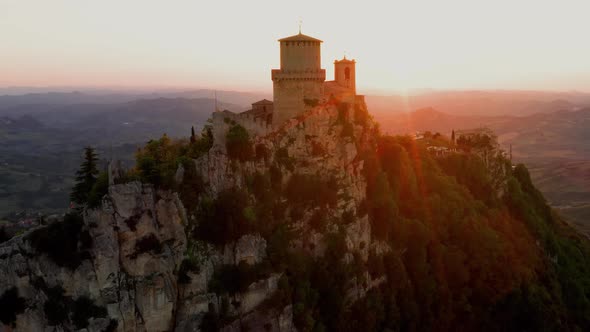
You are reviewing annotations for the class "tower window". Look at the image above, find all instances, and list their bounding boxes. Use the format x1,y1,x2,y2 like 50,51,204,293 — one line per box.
345,67,351,80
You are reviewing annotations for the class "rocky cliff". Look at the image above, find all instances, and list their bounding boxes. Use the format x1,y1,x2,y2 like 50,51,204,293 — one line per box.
0,99,376,331
3,95,590,331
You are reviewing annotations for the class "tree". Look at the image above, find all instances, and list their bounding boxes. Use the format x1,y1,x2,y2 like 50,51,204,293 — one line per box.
451,129,455,143
0,227,9,243
225,124,253,161
190,126,196,143
70,147,100,205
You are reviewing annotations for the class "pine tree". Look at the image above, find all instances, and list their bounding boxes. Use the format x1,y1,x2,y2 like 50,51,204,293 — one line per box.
70,147,99,205
190,126,196,143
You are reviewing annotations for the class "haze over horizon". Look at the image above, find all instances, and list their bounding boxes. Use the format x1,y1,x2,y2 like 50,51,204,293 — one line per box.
2,0,590,93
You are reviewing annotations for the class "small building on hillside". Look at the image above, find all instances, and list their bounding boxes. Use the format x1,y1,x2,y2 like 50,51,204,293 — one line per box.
240,99,274,125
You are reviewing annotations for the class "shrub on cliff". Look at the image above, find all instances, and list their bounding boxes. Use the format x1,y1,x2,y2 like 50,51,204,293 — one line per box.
225,124,253,161
284,173,339,208
132,233,163,258
87,171,109,208
28,213,91,270
208,261,272,295
193,188,252,246
135,134,180,187
135,132,211,189
42,285,108,329
71,296,108,329
44,286,69,326
0,287,26,327
0,226,9,244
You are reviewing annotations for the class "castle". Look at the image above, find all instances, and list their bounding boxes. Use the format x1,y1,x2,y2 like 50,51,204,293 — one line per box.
218,30,361,132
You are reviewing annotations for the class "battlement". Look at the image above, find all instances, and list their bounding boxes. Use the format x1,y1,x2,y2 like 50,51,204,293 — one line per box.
271,69,326,82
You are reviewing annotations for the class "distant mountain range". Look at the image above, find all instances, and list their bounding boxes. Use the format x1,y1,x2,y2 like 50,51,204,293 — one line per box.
0,89,269,114
367,90,590,117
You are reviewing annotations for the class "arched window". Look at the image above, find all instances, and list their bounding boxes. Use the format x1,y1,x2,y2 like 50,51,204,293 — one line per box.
344,67,351,80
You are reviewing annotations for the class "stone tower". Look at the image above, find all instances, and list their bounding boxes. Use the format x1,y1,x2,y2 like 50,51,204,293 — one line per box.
334,57,356,95
271,32,326,126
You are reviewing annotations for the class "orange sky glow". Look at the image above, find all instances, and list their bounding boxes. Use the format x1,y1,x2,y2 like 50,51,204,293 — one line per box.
1,0,589,94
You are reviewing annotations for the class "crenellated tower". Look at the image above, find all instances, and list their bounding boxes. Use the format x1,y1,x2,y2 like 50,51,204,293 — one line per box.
271,32,326,126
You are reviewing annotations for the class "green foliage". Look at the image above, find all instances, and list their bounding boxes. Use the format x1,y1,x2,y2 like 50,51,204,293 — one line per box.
267,224,294,267
87,171,109,208
105,320,119,332
135,131,211,189
135,134,180,187
189,125,214,158
0,287,26,327
226,124,253,161
177,158,204,216
438,153,498,206
503,164,590,330
0,226,9,244
71,296,108,329
352,133,557,330
44,286,69,326
193,188,253,246
42,285,108,329
99,121,590,331
28,213,91,270
70,146,100,205
284,173,339,209
132,233,162,258
200,303,221,332
366,171,397,240
178,258,201,284
208,261,272,295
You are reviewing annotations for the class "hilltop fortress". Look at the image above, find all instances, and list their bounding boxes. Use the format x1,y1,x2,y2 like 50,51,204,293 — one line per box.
213,31,363,138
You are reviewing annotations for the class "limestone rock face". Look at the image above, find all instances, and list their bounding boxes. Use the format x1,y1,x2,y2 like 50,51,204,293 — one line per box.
0,99,380,332
224,234,267,265
0,182,189,332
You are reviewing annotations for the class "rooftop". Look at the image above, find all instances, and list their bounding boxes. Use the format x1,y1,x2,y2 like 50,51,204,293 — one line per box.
278,33,323,43
335,56,355,64
252,99,273,105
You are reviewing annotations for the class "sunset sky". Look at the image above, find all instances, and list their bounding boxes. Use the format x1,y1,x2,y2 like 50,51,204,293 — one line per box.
1,0,589,93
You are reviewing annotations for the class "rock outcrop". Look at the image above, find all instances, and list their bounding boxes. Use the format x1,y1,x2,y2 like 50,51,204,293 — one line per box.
0,98,381,331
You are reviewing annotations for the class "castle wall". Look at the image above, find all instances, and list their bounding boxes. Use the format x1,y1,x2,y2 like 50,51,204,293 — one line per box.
212,110,271,150
272,78,324,126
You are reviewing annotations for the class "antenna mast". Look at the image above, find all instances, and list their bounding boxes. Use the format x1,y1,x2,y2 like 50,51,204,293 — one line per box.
214,90,218,112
